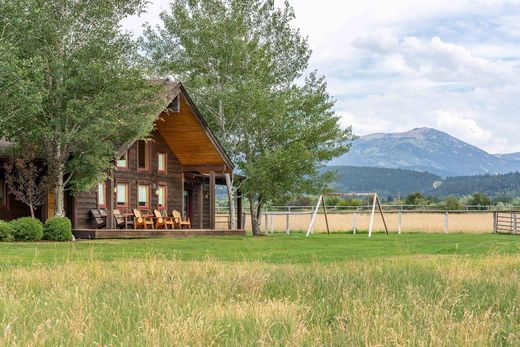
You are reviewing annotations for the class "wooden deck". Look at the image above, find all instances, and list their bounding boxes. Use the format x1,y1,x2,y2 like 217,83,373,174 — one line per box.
73,228,246,240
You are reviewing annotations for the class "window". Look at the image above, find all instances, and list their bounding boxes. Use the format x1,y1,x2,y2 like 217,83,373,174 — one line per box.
158,153,167,173
169,96,180,113
0,180,6,208
97,182,107,208
116,183,128,208
157,185,167,210
137,141,149,171
117,151,128,169
138,184,150,208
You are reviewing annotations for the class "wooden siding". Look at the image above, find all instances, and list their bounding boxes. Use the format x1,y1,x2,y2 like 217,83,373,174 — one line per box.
73,130,214,229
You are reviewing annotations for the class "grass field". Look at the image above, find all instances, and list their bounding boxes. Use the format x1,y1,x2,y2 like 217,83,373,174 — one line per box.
1,233,519,346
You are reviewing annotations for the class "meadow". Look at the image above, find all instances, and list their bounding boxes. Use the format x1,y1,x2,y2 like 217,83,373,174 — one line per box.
0,233,519,346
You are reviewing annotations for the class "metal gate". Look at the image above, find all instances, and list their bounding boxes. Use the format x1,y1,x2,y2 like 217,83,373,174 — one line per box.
494,211,520,234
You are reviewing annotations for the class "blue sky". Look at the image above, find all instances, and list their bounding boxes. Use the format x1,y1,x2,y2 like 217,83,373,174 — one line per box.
124,0,520,153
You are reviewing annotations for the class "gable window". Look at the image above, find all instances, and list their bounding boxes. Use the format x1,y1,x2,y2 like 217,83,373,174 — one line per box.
137,141,149,171
116,183,128,208
158,153,167,174
138,184,150,209
157,185,167,210
0,180,7,209
169,96,180,113
97,182,107,208
116,151,128,169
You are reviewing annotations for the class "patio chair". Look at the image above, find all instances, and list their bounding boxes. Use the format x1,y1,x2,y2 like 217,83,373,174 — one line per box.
172,210,191,229
155,209,174,229
133,209,154,229
90,209,106,229
121,209,135,229
113,209,126,229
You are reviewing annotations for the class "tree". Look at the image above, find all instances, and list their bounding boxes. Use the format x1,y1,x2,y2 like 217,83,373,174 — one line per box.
3,152,50,219
467,192,492,210
405,192,428,206
442,196,464,211
0,0,164,216
142,0,353,235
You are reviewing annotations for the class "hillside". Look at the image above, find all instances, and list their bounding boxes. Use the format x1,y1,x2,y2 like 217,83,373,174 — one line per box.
327,166,520,199
330,128,520,177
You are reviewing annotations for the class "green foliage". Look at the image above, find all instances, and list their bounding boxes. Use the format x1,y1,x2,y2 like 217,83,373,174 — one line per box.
443,197,464,211
0,0,164,216
467,193,492,210
142,0,354,234
10,217,43,241
405,192,428,206
0,221,15,242
432,173,520,199
337,199,362,207
43,217,73,241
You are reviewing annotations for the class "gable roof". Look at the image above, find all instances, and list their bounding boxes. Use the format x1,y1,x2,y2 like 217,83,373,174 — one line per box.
117,80,234,173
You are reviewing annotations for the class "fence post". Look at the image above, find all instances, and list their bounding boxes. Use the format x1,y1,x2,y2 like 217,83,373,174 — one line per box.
514,212,517,235
493,211,497,234
286,213,290,235
353,212,357,234
444,212,449,234
270,214,274,235
397,211,402,235
264,213,268,234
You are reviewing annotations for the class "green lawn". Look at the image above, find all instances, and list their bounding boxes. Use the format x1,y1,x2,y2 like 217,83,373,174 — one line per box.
0,232,519,267
1,233,519,346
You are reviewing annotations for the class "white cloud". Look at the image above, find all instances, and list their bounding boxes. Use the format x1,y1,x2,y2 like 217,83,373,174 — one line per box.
123,0,520,153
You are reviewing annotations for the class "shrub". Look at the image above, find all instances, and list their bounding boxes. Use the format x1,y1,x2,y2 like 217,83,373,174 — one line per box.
443,197,464,211
43,217,73,241
0,221,15,242
10,217,43,241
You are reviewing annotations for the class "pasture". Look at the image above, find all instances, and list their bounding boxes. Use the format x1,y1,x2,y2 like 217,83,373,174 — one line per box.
0,233,519,346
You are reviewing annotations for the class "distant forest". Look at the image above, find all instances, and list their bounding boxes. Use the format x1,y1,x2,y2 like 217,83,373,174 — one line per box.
326,166,520,199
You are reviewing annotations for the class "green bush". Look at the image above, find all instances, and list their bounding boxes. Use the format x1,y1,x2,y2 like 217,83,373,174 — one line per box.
10,217,43,241
0,221,15,242
43,217,73,241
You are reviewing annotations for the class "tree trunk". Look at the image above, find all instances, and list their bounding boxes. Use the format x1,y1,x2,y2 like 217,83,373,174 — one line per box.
54,165,65,217
29,203,35,219
249,195,263,236
225,173,236,229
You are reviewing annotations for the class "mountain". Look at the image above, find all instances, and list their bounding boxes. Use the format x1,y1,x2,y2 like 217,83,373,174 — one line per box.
326,166,520,199
330,127,520,177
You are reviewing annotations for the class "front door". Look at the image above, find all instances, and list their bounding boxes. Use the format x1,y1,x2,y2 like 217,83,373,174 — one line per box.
183,190,193,221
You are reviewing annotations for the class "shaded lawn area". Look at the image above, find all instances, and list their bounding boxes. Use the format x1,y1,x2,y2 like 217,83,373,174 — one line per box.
1,232,519,267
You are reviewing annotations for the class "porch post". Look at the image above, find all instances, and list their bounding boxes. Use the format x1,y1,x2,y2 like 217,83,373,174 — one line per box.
106,174,114,229
198,182,204,228
181,173,185,219
209,170,216,229
237,188,243,230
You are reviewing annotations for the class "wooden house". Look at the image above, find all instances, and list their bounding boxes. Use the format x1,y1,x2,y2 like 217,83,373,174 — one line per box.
0,80,244,238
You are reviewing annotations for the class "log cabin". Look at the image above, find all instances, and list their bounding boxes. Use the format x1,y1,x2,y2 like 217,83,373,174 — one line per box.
0,80,244,238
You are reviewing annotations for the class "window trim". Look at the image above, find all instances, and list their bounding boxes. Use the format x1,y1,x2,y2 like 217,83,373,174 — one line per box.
115,182,129,208
137,141,150,172
97,182,107,208
116,151,129,171
0,179,8,210
158,152,167,174
157,184,168,210
137,184,151,209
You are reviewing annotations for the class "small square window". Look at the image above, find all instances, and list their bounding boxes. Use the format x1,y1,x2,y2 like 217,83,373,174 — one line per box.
117,152,128,169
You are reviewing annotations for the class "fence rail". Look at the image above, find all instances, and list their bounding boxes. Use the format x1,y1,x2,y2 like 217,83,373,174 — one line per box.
494,211,520,234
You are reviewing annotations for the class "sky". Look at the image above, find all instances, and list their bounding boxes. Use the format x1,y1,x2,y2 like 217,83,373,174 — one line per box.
123,0,520,154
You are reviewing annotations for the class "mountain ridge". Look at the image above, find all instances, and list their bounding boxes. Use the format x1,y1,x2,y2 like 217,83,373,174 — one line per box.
330,127,520,177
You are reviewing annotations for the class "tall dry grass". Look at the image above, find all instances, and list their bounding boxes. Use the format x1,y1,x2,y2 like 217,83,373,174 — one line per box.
0,255,519,346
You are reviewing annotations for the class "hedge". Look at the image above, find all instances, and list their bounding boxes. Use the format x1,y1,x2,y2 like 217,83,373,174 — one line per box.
43,217,73,241
10,217,43,241
0,221,14,242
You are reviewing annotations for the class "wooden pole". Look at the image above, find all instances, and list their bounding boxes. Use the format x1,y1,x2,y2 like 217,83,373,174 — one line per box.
375,195,389,235
368,194,377,237
322,195,330,235
209,171,215,230
286,213,290,235
444,212,449,234
306,195,323,237
352,212,357,234
397,210,402,235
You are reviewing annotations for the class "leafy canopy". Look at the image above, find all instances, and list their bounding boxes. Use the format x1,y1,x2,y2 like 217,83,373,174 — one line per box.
142,0,354,209
0,0,164,199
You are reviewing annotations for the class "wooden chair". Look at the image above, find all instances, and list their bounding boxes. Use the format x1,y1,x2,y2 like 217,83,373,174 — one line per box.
121,209,135,229
155,209,175,229
113,209,126,229
133,209,154,229
90,209,106,229
172,210,191,229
